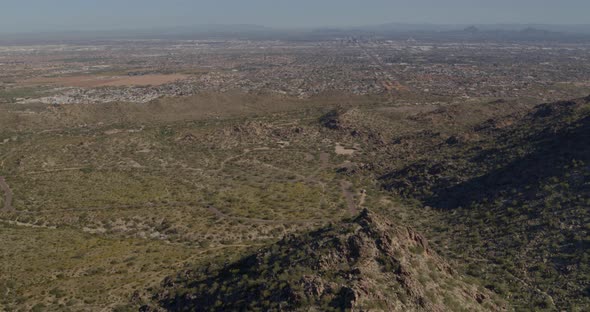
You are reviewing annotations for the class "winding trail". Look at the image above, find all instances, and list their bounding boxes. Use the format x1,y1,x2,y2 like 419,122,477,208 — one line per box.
319,152,330,169
340,180,357,215
204,148,351,222
213,150,251,173
458,254,555,307
8,147,361,224
358,190,367,209
26,167,85,175
25,201,193,214
257,161,307,180
212,147,273,173
0,176,14,212
207,206,329,225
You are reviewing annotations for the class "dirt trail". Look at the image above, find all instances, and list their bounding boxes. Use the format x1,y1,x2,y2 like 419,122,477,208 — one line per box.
26,167,85,175
315,152,359,215
216,148,327,188
459,254,555,306
213,151,250,173
207,206,329,225
358,190,367,208
319,152,330,168
4,220,56,229
257,161,307,180
302,152,331,189
340,180,357,215
27,201,193,214
0,176,14,211
212,147,274,173
12,147,360,224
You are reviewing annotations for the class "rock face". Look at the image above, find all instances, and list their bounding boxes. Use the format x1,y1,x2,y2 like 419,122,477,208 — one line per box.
147,210,503,311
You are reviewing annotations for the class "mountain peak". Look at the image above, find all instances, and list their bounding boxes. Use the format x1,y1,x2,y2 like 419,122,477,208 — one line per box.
146,210,504,311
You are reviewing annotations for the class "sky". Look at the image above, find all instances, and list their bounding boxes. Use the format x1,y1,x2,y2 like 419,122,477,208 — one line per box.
1,0,589,33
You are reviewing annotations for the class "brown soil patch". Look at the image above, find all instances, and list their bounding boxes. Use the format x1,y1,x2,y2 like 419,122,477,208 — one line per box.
335,143,357,156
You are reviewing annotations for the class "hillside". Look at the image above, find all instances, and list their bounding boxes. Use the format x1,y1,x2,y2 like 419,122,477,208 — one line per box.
379,96,590,309
145,210,503,311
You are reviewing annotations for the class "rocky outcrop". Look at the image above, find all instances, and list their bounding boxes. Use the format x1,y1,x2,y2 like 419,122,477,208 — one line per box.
146,209,504,311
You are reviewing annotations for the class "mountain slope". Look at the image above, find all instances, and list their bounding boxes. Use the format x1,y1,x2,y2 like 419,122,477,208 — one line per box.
379,96,590,309
146,210,503,311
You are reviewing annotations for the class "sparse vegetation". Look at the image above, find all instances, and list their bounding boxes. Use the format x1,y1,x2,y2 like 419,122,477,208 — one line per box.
1,34,590,311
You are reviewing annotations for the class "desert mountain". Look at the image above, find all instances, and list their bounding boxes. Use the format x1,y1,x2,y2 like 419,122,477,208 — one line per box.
379,96,590,309
145,209,503,311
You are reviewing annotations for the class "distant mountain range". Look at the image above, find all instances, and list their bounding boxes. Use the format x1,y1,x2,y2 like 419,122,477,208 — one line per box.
1,23,590,44
355,23,590,34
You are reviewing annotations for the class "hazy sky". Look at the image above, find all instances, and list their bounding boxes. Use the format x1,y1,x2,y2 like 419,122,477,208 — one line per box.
1,0,589,33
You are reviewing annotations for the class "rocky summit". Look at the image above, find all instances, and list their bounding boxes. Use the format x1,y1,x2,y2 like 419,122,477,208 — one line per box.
146,209,504,311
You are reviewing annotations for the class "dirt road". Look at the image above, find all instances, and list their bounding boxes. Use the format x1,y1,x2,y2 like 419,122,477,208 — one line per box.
0,176,14,211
